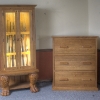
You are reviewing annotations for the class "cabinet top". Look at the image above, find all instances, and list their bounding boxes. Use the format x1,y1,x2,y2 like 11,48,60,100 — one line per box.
0,5,37,8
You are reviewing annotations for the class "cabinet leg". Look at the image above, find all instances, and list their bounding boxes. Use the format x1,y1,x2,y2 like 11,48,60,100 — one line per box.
0,76,10,96
29,72,38,93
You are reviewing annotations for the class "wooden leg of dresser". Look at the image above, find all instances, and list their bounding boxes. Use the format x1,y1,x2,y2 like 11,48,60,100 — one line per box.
0,76,10,96
29,73,39,93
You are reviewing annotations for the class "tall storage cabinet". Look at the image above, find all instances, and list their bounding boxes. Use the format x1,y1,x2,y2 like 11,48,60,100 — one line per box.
52,36,98,90
0,5,39,96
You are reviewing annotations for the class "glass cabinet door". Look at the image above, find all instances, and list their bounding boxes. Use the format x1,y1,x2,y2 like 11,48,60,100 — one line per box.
5,11,32,69
5,12,16,68
20,12,31,67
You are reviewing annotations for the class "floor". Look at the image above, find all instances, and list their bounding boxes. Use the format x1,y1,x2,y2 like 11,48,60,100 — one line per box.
0,81,100,100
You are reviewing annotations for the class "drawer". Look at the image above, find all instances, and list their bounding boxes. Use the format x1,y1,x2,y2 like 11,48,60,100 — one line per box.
54,55,96,71
55,55,96,61
54,38,96,54
55,61,96,71
54,71,96,87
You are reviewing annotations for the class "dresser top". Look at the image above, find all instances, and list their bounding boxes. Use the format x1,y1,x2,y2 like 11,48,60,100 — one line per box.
52,36,98,38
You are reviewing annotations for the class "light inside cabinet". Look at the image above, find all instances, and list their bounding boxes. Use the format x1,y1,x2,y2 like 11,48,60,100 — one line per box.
6,13,15,32
20,12,31,66
5,12,31,68
5,12,16,68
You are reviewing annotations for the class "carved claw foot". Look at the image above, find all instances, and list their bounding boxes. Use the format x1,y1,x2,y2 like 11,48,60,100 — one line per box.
30,84,38,93
29,72,38,93
1,89,9,96
0,76,10,96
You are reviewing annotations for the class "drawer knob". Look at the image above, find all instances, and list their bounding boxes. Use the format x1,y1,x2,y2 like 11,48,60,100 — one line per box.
82,46,92,48
60,79,69,81
60,62,69,65
82,79,92,81
83,62,92,65
60,46,69,48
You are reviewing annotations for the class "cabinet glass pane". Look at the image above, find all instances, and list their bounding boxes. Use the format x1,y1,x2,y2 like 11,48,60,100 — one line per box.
20,12,31,66
5,12,16,68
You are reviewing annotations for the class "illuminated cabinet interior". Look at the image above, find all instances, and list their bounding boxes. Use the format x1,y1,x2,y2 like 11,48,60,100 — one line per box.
0,5,39,96
6,12,31,68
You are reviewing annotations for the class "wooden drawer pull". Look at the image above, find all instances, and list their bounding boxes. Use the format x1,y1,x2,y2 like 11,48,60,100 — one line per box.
82,46,92,48
60,62,69,65
60,46,69,48
60,79,69,81
82,79,92,81
83,62,92,65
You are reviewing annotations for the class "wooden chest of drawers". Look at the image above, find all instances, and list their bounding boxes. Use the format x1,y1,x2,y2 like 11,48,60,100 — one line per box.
52,36,98,90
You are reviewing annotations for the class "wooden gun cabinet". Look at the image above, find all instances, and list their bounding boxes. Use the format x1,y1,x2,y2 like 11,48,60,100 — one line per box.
0,5,39,96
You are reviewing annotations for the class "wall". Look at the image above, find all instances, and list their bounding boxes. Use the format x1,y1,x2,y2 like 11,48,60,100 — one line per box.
88,0,100,49
36,49,53,80
0,0,88,49
36,0,88,49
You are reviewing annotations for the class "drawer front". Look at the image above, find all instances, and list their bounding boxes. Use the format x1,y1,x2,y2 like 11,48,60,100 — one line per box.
54,71,96,87
54,38,96,54
55,55,96,70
